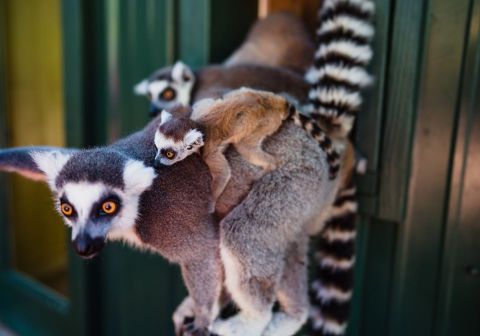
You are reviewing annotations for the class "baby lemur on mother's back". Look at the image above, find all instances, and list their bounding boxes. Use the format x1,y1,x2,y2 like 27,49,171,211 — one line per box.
154,88,341,208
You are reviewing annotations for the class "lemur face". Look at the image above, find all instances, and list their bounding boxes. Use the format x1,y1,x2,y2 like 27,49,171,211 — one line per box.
153,116,204,167
134,61,195,117
32,151,156,258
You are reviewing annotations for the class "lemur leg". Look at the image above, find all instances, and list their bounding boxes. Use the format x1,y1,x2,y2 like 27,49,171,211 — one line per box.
180,252,223,336
205,149,232,203
234,136,277,172
262,239,309,336
173,296,195,336
210,243,278,336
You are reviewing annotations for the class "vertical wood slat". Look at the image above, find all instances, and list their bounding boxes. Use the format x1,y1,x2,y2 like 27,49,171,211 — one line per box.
376,0,427,222
355,0,392,202
0,0,12,271
435,0,480,334
178,0,257,66
388,1,472,335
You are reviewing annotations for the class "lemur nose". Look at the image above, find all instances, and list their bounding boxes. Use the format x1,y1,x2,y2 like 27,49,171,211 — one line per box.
153,157,162,169
149,104,160,117
72,233,105,259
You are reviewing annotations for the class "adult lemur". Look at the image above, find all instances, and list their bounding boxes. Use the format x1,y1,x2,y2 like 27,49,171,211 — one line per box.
133,12,314,117
0,1,374,335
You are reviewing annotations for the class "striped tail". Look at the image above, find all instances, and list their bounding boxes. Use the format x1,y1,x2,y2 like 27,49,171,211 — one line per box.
308,179,357,336
286,103,340,180
304,0,375,138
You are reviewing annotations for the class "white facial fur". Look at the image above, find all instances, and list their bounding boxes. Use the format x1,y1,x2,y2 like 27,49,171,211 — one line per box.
31,151,72,190
154,128,204,166
33,153,156,244
135,61,195,109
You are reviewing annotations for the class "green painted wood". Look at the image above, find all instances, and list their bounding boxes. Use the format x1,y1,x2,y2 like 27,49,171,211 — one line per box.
0,271,68,335
209,0,257,63
178,0,257,66
435,1,480,334
355,0,392,199
178,0,211,66
388,1,472,335
376,0,427,222
0,0,12,271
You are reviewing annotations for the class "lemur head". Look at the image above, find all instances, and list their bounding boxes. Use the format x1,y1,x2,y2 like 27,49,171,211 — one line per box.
134,61,195,117
31,149,156,258
153,105,204,167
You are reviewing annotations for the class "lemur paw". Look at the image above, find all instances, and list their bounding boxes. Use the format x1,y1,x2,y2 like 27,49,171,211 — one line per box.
181,318,212,336
173,297,196,336
210,313,269,336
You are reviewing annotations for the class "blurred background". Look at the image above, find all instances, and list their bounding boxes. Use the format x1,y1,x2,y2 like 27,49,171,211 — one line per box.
0,0,478,335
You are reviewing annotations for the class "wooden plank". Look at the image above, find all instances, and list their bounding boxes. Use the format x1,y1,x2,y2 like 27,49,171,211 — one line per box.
355,0,392,199
435,0,480,334
0,271,68,336
353,219,397,336
376,0,426,221
388,0,472,334
210,0,258,63
0,0,12,271
178,0,211,66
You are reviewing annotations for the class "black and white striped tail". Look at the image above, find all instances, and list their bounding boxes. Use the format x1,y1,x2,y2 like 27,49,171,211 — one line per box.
308,180,357,336
304,0,375,138
287,103,340,180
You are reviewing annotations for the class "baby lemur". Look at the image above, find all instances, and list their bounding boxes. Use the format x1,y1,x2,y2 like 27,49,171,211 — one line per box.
154,88,341,206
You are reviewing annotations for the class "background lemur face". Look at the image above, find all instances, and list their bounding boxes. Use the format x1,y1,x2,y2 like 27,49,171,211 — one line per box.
153,115,204,167
32,150,156,258
134,61,195,117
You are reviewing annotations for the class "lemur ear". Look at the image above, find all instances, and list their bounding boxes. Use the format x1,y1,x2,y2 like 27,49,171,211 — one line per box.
134,79,149,95
31,150,73,190
123,160,156,194
171,61,194,84
184,129,204,148
0,147,76,188
160,110,173,125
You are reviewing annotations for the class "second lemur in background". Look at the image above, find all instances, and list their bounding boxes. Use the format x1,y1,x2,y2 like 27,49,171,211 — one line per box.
133,13,313,117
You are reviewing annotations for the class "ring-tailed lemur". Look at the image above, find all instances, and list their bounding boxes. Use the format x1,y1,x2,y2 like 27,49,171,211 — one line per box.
0,121,222,336
134,62,309,118
154,88,341,208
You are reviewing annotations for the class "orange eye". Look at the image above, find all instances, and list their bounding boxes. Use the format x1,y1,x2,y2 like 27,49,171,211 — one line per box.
161,88,176,101
60,203,74,217
165,150,175,159
101,201,117,215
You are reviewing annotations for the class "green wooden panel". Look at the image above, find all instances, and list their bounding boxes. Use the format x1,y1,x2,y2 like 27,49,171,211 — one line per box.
355,0,392,201
178,0,211,66
0,0,11,271
435,0,480,333
376,0,426,222
0,271,68,336
388,0,472,335
178,0,257,66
